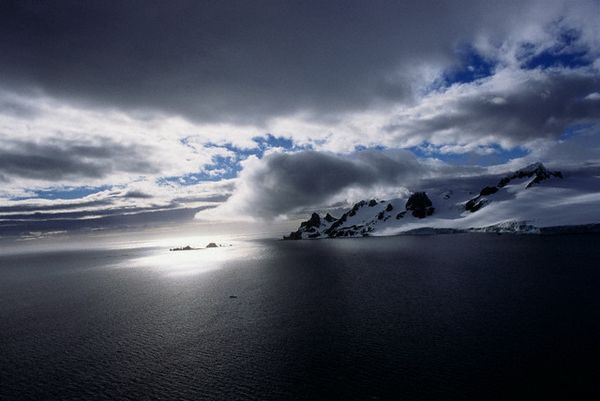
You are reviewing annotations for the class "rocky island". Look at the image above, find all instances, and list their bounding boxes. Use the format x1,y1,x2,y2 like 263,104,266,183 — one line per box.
170,242,222,251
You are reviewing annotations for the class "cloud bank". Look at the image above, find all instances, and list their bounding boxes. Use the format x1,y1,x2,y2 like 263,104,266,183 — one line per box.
0,138,157,181
0,0,596,124
386,67,600,148
0,0,599,233
197,149,431,219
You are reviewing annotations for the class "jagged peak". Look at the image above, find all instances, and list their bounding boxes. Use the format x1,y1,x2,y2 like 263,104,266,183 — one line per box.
299,212,321,229
498,162,562,188
516,162,547,174
324,213,337,222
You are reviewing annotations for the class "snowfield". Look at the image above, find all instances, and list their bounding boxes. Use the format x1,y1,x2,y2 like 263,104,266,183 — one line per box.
284,163,600,239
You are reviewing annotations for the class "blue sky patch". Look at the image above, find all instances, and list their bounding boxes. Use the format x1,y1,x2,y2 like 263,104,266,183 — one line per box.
162,134,312,185
252,134,297,151
440,45,496,87
523,48,589,70
354,144,388,152
12,185,111,201
409,142,530,166
560,122,596,140
521,28,590,70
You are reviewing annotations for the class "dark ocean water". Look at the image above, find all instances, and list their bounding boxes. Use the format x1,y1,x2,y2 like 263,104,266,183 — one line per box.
1,234,599,401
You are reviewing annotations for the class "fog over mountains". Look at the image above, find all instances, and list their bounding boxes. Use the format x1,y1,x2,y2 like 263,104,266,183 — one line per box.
284,163,600,239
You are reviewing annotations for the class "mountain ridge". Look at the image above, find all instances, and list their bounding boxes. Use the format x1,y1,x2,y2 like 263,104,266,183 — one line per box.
284,163,600,239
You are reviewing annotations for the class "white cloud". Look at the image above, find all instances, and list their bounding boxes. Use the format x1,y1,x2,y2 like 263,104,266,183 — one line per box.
196,149,436,221
585,92,600,101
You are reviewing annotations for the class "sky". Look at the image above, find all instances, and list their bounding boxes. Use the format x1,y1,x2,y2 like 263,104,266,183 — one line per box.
1,0,599,237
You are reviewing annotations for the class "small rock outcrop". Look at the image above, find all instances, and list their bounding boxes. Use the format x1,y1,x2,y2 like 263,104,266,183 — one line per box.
170,245,195,251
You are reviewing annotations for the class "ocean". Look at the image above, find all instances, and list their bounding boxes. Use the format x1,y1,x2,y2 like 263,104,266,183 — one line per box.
1,234,599,400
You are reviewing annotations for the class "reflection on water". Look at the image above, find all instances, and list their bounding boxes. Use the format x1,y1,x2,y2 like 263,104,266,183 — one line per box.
127,241,262,277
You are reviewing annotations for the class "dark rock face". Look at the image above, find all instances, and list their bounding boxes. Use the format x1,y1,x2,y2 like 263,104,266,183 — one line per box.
467,162,563,214
326,199,370,236
396,211,406,219
465,197,487,213
497,177,511,187
284,212,323,240
324,213,337,222
300,212,321,229
411,209,426,218
527,169,563,188
405,192,434,219
406,192,432,209
206,242,218,248
385,203,393,212
464,184,499,213
465,185,499,213
480,186,498,196
368,199,378,207
283,231,302,240
348,200,366,217
325,205,371,237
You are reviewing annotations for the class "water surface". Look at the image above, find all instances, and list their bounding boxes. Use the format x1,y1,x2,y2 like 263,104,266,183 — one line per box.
1,234,599,400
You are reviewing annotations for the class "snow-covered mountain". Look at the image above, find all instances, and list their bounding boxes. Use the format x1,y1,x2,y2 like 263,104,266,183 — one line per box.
284,163,600,239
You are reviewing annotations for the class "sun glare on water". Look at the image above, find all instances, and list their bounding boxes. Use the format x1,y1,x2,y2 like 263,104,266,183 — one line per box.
127,238,261,278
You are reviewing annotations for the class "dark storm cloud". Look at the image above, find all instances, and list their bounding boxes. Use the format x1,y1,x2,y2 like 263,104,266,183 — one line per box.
214,149,426,218
0,0,567,123
0,199,112,214
0,138,158,181
172,193,232,204
122,190,154,199
0,205,215,237
0,183,232,236
384,68,600,144
0,98,39,118
0,201,204,221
